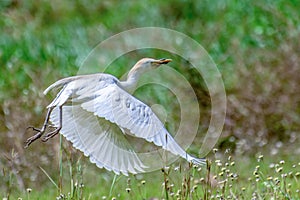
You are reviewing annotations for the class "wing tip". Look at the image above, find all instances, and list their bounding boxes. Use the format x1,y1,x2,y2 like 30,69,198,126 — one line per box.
190,157,207,166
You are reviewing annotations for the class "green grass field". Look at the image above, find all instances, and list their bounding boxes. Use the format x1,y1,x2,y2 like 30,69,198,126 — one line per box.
1,0,300,199
6,149,300,199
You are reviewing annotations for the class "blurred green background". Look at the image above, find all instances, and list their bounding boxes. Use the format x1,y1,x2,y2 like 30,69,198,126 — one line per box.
1,0,300,199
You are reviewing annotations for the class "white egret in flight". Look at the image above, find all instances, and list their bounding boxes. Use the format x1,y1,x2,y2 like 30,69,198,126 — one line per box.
25,58,205,175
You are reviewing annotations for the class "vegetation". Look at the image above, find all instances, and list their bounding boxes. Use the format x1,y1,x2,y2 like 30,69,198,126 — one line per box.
1,0,299,199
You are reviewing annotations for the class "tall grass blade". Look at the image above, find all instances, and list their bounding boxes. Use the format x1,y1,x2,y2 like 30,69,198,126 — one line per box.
39,166,59,190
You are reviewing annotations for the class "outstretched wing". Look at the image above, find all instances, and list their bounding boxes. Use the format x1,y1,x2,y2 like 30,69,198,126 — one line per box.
46,73,205,174
77,83,204,165
49,105,147,175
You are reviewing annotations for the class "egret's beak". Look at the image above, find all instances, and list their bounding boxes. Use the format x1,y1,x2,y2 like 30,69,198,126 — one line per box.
153,58,172,65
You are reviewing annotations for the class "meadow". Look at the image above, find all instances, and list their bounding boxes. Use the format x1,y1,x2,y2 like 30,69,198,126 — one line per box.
1,0,300,199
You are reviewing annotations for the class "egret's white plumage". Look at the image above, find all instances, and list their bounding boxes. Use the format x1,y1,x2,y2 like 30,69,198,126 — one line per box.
26,58,205,175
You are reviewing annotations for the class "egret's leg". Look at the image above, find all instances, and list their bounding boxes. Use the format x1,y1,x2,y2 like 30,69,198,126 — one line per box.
42,106,62,142
24,106,54,148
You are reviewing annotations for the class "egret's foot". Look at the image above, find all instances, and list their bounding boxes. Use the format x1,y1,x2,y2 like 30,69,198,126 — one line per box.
24,127,44,148
42,127,61,142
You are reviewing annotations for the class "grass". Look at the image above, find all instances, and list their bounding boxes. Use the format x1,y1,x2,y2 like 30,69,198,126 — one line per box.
1,0,300,199
7,147,300,199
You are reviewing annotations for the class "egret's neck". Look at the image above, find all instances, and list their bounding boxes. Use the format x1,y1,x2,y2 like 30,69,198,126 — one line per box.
119,70,142,94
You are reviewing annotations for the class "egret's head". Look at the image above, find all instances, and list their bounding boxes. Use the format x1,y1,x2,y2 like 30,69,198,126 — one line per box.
130,58,172,75
123,58,172,93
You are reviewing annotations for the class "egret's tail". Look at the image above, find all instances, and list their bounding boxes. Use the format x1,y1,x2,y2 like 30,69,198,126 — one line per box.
43,76,78,95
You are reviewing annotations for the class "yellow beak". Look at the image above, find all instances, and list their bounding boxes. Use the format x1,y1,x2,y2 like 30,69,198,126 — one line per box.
153,58,172,65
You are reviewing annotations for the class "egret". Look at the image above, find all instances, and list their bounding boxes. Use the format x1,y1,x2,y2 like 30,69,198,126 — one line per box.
25,58,205,175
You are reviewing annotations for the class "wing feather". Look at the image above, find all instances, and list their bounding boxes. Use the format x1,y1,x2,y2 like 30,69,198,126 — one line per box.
79,84,203,164
49,105,147,175
46,73,205,175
